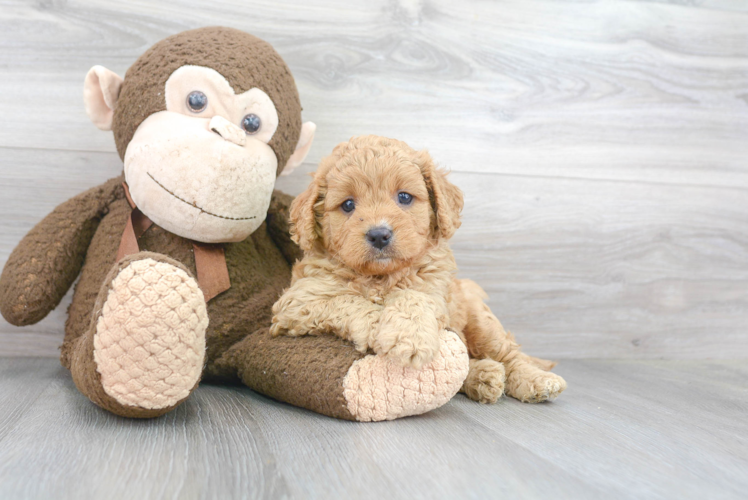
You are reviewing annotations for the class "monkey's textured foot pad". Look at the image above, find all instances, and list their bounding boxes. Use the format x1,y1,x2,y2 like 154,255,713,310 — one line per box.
342,329,469,422
93,257,208,410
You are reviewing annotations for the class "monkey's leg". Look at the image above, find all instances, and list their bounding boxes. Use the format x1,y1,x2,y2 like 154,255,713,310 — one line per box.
217,329,469,422
68,252,208,418
457,279,567,403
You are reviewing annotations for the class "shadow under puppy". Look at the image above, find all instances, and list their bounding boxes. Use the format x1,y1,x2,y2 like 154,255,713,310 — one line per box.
271,135,566,403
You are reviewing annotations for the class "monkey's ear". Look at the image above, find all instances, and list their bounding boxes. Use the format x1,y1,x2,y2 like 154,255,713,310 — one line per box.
83,65,124,131
417,151,464,240
280,122,316,176
289,173,323,251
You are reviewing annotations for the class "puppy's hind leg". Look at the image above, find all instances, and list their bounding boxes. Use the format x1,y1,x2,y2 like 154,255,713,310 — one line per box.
456,279,566,403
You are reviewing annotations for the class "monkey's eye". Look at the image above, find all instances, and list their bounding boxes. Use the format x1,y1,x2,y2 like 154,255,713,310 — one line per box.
398,192,414,205
341,199,355,213
186,91,208,112
241,114,261,134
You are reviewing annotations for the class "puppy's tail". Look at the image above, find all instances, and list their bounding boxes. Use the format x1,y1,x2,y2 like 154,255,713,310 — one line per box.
525,355,557,371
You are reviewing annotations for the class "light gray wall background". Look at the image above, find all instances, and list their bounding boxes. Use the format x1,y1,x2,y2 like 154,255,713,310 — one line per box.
0,0,746,359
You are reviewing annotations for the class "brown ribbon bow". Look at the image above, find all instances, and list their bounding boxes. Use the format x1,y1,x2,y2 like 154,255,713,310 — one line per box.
116,183,231,302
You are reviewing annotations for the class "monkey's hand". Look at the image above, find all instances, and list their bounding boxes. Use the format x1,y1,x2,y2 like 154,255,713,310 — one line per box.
375,290,442,369
0,177,123,326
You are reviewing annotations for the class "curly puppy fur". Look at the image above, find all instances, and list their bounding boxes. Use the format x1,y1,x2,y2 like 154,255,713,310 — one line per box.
271,135,566,403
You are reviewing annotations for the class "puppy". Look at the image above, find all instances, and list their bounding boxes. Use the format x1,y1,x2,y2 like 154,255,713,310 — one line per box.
271,135,566,403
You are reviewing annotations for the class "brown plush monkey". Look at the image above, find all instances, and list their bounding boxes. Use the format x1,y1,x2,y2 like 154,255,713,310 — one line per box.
0,27,469,421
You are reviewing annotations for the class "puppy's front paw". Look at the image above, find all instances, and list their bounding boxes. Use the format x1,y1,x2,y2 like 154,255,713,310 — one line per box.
386,338,439,369
269,321,285,337
270,315,305,337
377,316,440,369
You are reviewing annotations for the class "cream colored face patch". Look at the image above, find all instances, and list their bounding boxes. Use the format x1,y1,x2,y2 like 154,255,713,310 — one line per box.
165,65,279,143
125,111,278,243
123,65,282,243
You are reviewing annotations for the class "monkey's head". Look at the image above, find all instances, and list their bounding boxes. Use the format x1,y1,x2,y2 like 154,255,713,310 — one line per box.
83,27,315,243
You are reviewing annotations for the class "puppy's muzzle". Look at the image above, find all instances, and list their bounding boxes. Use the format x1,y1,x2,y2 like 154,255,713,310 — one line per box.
366,226,392,250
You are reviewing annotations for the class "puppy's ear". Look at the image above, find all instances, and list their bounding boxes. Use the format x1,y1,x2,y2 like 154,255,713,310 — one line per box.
416,150,464,240
289,175,324,251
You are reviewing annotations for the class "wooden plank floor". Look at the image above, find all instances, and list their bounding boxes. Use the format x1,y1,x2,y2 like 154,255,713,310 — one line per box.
0,357,746,500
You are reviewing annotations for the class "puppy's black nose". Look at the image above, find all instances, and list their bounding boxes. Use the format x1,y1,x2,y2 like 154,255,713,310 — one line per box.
366,227,392,250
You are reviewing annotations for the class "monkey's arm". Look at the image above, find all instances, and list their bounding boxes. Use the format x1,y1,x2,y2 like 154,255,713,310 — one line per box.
270,277,382,352
0,176,124,326
266,190,303,265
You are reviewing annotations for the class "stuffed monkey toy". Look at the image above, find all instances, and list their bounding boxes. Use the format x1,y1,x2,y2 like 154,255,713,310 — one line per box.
0,27,469,421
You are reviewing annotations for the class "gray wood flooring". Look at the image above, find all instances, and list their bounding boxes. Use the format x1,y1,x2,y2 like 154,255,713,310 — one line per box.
0,357,746,500
0,2,746,498
1,0,747,359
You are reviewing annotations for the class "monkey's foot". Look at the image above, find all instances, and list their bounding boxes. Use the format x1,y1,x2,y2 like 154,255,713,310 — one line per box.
505,362,567,403
461,358,506,404
70,252,208,418
342,329,469,421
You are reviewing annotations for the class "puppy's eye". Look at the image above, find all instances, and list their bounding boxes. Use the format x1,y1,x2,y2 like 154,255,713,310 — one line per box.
398,192,414,205
187,91,208,112
341,199,355,213
241,113,261,134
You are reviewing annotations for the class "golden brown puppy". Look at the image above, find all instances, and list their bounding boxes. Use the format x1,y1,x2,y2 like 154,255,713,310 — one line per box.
271,135,566,403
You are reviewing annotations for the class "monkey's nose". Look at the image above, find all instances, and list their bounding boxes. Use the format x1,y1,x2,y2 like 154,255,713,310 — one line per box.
209,115,246,146
366,227,392,250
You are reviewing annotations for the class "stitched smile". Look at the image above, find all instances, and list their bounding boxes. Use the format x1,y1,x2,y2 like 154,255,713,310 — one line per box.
147,173,256,221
